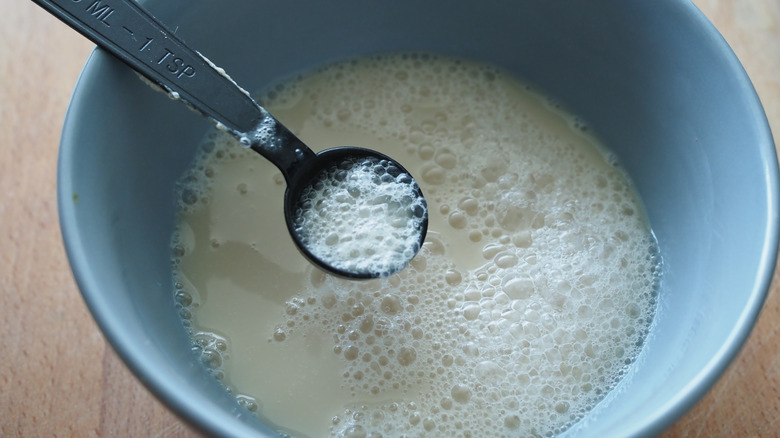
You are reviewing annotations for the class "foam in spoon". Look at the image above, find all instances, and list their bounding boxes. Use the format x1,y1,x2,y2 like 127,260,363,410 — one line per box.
291,155,428,278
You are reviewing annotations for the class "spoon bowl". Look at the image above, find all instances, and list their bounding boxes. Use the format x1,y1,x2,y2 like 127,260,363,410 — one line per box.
284,147,428,279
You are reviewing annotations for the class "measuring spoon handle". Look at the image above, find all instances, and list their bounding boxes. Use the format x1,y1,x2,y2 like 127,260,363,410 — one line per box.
33,0,316,182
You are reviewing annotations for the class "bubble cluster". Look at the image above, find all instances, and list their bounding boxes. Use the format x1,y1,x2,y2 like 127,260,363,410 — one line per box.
292,155,427,277
173,130,246,213
271,227,658,437
171,53,661,437
173,264,262,414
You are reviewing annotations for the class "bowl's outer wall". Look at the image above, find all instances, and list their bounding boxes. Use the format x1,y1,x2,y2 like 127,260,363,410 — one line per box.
58,0,778,437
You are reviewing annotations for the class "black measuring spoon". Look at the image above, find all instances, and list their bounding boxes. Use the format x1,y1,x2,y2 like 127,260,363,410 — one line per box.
33,0,428,279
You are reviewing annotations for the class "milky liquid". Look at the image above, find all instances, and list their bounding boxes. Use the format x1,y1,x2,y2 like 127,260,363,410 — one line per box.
292,155,427,278
171,53,660,438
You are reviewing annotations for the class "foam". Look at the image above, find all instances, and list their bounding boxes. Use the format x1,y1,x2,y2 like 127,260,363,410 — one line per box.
292,155,427,277
171,53,660,438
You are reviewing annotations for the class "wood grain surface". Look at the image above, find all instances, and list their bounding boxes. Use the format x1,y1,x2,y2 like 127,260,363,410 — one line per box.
1,0,778,436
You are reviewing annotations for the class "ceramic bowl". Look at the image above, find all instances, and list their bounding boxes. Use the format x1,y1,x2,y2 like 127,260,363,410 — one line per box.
58,0,778,436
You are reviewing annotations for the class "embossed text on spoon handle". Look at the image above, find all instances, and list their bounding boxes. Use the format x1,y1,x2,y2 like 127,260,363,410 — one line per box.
32,0,267,136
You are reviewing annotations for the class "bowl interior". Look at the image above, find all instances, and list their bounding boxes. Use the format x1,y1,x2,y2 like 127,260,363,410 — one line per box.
59,0,778,436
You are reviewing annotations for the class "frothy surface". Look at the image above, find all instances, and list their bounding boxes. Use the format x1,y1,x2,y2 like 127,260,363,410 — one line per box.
292,155,427,277
172,53,660,437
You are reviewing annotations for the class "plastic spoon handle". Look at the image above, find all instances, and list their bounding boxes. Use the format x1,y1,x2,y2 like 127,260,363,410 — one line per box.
32,0,316,182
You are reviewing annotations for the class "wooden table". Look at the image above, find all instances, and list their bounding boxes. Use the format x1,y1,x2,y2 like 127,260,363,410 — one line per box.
2,0,778,436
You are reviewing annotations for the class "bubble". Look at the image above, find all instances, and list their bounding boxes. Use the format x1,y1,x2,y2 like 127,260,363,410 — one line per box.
397,347,417,366
475,361,506,383
504,415,521,430
512,230,533,248
381,295,402,315
435,150,457,169
462,304,481,321
458,197,479,216
482,243,504,260
174,290,192,307
236,394,259,412
444,269,462,286
451,384,472,403
448,211,468,229
192,332,229,376
462,342,479,357
555,401,571,414
421,164,446,185
344,425,367,438
418,144,435,160
344,345,360,361
181,188,198,205
502,275,534,300
495,253,518,268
